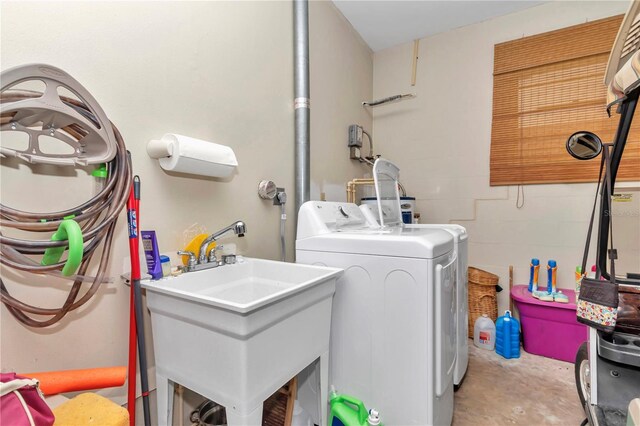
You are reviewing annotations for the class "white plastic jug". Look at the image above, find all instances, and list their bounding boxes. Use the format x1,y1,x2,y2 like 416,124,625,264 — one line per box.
474,314,496,350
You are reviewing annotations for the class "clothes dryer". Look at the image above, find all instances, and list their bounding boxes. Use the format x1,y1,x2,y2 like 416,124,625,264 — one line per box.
408,224,468,388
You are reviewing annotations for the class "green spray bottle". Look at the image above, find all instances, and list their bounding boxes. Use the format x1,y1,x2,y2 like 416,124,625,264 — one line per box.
328,391,383,426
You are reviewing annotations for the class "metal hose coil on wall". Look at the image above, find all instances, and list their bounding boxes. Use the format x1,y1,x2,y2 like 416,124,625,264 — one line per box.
0,64,131,327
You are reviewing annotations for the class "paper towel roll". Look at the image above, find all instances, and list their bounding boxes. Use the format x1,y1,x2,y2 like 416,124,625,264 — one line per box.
147,134,237,178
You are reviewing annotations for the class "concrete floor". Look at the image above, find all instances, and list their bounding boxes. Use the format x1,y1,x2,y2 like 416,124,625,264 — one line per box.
453,340,585,425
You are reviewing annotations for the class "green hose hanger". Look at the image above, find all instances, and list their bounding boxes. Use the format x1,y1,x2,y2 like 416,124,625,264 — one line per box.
41,219,84,276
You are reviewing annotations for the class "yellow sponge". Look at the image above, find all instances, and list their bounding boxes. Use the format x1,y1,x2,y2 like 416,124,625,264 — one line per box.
182,234,215,265
53,393,128,426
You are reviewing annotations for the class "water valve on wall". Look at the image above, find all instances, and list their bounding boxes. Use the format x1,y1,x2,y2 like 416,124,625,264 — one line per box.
258,180,286,205
258,180,287,261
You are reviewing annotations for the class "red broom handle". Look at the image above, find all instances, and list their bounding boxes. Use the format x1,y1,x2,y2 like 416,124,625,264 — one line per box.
126,184,137,426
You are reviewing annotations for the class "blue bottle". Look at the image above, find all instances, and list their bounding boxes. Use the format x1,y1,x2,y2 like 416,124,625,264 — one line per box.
496,310,520,359
547,259,557,294
528,258,540,292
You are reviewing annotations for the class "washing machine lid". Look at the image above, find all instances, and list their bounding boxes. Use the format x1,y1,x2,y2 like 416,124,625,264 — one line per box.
372,158,403,227
296,228,452,259
359,204,468,243
297,201,453,258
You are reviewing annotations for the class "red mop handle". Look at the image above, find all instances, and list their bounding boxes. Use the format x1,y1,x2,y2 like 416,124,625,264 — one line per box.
132,176,141,280
126,184,138,426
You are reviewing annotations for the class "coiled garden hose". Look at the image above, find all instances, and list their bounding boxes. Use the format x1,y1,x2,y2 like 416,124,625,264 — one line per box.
0,65,131,327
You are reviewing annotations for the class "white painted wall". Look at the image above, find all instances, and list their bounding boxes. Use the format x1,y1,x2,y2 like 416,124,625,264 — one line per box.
0,0,371,420
310,0,374,202
372,1,639,314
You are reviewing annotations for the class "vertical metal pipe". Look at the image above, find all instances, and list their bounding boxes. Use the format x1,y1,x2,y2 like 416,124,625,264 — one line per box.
294,0,310,218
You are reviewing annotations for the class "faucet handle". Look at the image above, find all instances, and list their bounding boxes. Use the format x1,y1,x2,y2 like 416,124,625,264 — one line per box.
177,251,197,268
207,246,222,264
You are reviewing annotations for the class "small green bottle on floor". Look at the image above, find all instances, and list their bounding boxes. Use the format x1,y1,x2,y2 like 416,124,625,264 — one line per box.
328,391,383,426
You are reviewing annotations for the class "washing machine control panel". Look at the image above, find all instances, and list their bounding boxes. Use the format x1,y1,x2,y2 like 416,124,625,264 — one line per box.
297,201,370,238
315,202,366,228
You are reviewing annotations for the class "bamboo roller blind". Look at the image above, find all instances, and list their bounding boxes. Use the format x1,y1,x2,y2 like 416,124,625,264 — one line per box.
490,15,640,186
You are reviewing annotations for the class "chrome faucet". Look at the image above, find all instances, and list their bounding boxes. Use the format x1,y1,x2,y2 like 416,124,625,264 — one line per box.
198,221,246,264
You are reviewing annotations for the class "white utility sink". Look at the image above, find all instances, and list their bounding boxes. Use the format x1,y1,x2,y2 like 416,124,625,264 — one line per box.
142,257,342,426
144,256,340,313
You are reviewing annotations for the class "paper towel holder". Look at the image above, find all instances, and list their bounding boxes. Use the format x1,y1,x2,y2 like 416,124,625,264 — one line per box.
147,138,175,159
147,133,238,179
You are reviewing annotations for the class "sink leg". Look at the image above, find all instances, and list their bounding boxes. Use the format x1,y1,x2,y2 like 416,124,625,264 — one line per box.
156,374,175,426
320,351,329,426
225,403,263,426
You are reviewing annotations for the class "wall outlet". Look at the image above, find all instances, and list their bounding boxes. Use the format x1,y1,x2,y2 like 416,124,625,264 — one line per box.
350,147,361,160
348,124,363,147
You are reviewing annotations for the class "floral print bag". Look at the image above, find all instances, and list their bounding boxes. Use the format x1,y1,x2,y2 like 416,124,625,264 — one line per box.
576,147,618,333
577,278,618,332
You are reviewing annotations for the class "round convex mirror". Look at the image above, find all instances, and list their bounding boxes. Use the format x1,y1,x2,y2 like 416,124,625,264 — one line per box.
566,131,603,160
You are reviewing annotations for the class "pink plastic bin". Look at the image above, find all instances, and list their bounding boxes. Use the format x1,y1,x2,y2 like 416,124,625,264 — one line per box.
511,285,587,363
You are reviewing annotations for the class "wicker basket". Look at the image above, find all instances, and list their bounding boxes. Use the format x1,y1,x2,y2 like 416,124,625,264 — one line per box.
468,267,499,338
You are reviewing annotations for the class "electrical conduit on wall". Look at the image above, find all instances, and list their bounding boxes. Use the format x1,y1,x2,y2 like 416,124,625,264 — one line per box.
294,0,310,224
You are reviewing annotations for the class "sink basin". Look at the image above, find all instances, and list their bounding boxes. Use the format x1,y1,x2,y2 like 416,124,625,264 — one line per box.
143,257,341,313
142,257,342,425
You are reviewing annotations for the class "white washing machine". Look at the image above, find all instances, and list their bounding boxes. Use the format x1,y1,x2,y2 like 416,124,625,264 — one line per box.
362,204,469,387
357,160,469,389
296,201,456,426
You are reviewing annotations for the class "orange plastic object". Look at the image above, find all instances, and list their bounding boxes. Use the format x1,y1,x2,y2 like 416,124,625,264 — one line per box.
24,367,127,396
